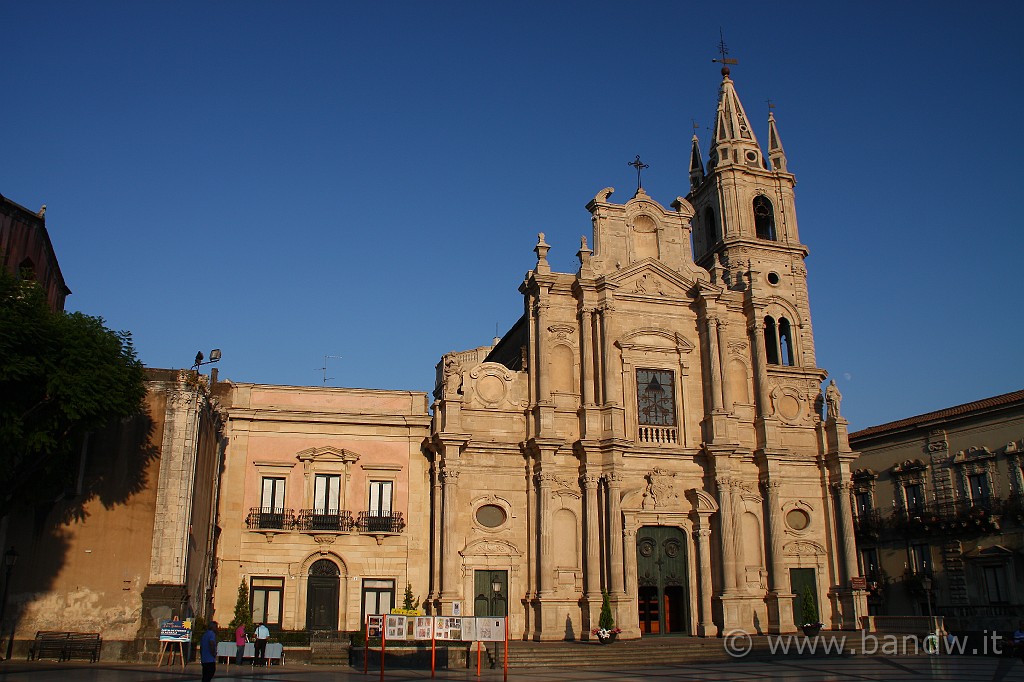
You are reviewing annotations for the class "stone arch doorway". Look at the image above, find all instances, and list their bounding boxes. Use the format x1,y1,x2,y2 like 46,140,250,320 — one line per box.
636,526,689,635
306,558,340,631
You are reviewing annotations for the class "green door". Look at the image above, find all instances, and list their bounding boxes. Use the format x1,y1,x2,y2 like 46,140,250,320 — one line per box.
474,570,508,617
636,526,689,635
790,568,818,626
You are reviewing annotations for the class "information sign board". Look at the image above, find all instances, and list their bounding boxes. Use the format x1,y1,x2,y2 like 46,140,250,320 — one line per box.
158,619,192,642
385,614,408,640
367,615,383,638
476,617,506,642
414,616,433,640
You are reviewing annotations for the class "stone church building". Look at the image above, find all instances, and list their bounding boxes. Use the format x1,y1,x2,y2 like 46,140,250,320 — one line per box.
3,67,865,658
425,67,864,640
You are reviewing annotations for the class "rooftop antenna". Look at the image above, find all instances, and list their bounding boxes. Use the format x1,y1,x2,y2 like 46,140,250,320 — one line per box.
316,355,343,385
711,28,739,71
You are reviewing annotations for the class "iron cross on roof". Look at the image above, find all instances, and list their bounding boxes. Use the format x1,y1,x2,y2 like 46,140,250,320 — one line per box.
628,155,649,192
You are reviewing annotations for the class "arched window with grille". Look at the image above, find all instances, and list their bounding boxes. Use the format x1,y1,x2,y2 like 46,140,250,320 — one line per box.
753,195,776,241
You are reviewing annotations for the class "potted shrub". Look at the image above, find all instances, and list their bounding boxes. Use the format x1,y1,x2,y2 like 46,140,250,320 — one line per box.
799,584,822,636
591,590,622,644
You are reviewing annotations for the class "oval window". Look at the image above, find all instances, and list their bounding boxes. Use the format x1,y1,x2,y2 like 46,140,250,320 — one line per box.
786,509,810,531
476,504,507,528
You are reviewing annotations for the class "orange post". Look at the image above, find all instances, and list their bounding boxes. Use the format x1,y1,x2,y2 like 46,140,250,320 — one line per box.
477,640,482,676
431,624,436,678
503,617,508,682
363,615,369,675
380,619,387,682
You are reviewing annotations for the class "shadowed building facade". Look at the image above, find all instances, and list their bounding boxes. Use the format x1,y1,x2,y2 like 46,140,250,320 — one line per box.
426,68,864,640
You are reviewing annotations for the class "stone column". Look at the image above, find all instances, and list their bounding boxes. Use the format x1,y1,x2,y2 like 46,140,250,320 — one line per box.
536,470,554,597
748,319,771,417
600,307,617,405
716,318,732,411
730,480,746,591
535,299,550,403
716,476,738,593
524,458,536,600
440,467,461,602
692,520,714,637
580,308,595,407
430,461,443,603
761,478,794,633
607,472,626,595
582,473,601,599
832,481,859,584
705,315,725,412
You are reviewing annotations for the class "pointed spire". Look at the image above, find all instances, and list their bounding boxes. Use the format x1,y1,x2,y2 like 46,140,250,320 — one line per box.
708,68,763,171
767,110,788,173
689,134,705,190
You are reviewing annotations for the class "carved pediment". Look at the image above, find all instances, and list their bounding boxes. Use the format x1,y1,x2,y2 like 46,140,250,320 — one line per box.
685,488,719,514
617,327,695,354
953,446,995,464
295,446,360,464
783,540,827,557
606,259,698,299
461,539,522,557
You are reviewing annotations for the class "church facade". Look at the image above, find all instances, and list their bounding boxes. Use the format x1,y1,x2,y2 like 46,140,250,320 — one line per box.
426,68,864,640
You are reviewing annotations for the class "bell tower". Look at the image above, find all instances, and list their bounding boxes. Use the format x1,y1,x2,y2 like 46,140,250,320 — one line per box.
687,66,817,373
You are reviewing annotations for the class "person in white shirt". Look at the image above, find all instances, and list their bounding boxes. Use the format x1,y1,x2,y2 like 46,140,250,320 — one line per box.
253,622,270,666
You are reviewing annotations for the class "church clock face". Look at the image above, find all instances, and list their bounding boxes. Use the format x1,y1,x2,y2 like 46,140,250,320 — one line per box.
636,369,676,426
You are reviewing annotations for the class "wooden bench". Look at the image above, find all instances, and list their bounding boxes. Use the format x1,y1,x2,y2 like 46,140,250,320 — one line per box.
27,631,102,662
64,632,102,662
29,632,69,661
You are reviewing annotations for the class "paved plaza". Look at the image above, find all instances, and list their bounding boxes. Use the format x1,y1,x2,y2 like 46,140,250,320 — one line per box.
2,656,1024,682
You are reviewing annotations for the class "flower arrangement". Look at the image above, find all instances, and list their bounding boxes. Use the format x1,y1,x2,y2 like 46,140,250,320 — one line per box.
591,626,622,638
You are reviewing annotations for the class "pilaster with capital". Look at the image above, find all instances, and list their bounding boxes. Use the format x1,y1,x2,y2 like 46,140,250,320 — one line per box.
606,472,626,595
831,480,859,584
535,469,555,597
580,308,596,407
692,524,714,636
705,314,725,413
429,461,443,601
748,319,771,417
440,466,461,601
716,476,738,593
716,317,732,411
582,473,601,598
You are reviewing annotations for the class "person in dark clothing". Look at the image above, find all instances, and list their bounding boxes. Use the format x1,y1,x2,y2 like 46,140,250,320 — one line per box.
200,621,219,682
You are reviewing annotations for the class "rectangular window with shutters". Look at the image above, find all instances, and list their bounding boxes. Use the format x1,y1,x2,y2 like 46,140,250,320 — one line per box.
361,579,395,621
259,477,286,528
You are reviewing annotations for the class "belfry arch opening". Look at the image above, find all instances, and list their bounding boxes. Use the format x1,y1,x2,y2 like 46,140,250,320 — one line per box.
753,195,776,241
764,316,795,367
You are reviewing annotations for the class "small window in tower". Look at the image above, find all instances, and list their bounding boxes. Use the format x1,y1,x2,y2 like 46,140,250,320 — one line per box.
703,206,718,250
764,316,780,365
753,195,777,241
767,272,780,285
778,318,795,366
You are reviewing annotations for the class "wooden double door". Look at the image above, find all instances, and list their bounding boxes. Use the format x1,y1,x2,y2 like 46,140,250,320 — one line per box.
636,526,689,635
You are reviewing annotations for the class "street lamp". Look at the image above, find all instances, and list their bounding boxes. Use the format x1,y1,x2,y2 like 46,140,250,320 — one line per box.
921,575,936,638
191,349,222,371
2,547,19,660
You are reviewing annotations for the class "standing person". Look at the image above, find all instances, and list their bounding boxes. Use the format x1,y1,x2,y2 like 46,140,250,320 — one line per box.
200,620,218,682
253,622,270,667
234,622,247,665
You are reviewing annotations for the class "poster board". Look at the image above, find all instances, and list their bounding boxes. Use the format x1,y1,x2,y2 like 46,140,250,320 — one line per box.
460,617,477,642
385,614,408,640
476,618,507,642
433,617,462,641
159,618,192,642
367,615,383,638
414,616,433,640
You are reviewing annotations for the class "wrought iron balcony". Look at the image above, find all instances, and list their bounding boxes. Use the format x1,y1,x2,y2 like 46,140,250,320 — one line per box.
296,509,354,532
246,507,296,530
357,511,405,534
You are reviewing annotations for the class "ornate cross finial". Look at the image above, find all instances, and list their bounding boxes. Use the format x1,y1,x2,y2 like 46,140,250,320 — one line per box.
767,98,776,116
628,155,649,192
712,28,738,73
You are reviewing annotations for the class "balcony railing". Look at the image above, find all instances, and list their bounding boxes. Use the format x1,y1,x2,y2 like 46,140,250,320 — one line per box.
296,510,354,532
357,511,405,533
637,426,678,444
855,495,1015,541
246,507,296,530
246,508,405,535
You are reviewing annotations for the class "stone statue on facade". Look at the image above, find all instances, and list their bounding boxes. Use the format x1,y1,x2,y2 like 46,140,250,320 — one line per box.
825,380,842,421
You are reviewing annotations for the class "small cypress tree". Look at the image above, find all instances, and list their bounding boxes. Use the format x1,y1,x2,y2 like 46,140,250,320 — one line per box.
800,584,819,626
402,583,420,612
228,579,255,631
598,590,615,630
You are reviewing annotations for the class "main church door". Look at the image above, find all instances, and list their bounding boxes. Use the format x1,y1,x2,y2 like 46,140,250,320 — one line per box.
306,559,340,631
636,526,689,635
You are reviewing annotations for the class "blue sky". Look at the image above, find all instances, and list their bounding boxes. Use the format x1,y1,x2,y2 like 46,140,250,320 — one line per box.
3,1,1022,432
